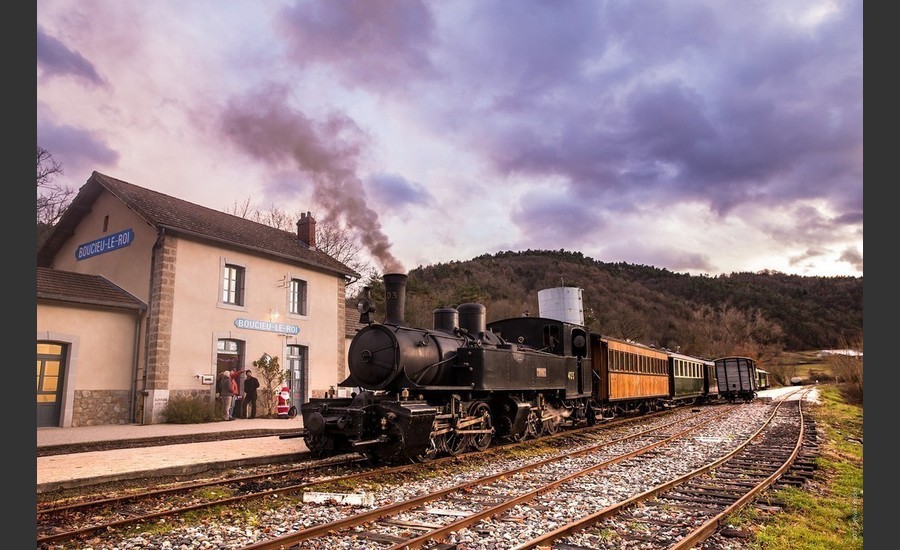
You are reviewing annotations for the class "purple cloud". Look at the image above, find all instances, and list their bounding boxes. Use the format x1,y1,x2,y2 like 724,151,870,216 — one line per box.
37,26,106,86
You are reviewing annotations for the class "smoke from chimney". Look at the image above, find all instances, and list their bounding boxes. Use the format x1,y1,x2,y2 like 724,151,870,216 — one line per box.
221,88,405,273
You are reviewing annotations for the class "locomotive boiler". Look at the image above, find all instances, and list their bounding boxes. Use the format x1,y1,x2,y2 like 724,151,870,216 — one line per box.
299,273,595,463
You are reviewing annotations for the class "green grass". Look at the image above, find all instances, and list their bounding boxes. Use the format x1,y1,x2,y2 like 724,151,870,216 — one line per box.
725,384,863,549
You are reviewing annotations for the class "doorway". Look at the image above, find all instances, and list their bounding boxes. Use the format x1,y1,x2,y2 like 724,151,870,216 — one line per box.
37,342,66,427
216,338,244,417
286,345,308,416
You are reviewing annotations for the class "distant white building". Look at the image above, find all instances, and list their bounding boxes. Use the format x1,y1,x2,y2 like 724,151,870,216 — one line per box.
818,349,863,357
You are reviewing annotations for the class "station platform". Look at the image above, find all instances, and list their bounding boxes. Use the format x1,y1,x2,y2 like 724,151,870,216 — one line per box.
37,417,309,493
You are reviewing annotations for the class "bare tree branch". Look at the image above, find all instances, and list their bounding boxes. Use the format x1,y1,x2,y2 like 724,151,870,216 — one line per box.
37,146,73,226
224,199,373,292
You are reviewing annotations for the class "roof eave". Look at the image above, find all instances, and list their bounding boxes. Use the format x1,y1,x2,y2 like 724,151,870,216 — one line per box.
38,294,147,312
159,224,360,279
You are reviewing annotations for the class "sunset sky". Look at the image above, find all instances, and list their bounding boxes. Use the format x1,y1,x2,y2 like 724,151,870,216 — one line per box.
37,0,863,278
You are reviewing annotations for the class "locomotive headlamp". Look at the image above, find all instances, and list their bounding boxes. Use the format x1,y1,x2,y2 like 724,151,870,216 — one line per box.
357,286,376,324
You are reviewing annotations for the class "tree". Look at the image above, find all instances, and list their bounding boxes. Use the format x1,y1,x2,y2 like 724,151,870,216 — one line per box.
37,146,73,246
252,353,285,417
828,333,863,403
226,199,373,293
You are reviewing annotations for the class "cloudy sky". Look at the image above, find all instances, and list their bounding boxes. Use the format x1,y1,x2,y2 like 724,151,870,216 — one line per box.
37,0,862,278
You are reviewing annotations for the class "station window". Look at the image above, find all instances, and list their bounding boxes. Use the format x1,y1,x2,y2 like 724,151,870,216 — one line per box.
289,278,307,316
222,263,245,306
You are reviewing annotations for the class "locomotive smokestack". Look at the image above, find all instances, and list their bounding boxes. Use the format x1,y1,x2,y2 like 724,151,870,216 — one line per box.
383,273,408,325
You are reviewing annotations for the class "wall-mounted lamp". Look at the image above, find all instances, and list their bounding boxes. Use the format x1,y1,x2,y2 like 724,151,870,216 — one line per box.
270,308,280,322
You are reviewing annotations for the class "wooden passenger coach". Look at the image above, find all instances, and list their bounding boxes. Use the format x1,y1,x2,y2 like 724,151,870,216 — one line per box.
591,335,669,409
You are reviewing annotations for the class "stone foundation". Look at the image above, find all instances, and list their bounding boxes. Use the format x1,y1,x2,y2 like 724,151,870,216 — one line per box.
71,390,132,426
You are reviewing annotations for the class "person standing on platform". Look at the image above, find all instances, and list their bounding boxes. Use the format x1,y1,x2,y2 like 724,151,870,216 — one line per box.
242,370,261,418
228,368,245,419
217,370,235,420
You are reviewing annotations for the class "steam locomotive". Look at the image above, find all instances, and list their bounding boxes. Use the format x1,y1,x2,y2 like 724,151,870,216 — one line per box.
296,273,755,464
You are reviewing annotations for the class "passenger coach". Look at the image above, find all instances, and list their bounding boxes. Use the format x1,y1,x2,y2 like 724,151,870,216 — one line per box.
589,335,669,415
668,352,715,405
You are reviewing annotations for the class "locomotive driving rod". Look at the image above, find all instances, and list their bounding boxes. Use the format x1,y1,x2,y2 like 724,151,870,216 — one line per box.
351,435,390,447
279,430,308,439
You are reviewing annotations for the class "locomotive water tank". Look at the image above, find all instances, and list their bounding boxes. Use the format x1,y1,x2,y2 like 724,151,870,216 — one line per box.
537,286,585,325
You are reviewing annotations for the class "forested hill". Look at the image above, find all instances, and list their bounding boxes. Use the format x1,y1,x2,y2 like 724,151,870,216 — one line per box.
382,249,862,356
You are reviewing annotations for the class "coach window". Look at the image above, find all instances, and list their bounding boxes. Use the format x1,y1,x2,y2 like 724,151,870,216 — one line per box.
289,278,308,316
220,260,246,308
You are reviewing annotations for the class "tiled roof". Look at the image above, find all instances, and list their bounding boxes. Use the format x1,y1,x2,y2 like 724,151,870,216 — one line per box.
37,266,146,311
345,305,367,338
37,171,360,280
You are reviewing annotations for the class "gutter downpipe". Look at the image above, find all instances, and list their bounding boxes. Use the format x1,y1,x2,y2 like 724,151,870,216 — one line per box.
130,308,143,423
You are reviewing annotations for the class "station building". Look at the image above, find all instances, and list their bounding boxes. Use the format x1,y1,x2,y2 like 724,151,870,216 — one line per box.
37,171,360,428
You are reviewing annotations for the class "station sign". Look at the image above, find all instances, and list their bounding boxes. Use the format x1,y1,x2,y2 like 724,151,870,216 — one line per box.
75,229,135,260
234,318,300,335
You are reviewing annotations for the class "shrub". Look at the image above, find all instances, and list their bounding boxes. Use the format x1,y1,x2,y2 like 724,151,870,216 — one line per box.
161,395,217,424
253,353,286,417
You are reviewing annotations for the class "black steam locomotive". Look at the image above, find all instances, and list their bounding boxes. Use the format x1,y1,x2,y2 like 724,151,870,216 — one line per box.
297,273,745,464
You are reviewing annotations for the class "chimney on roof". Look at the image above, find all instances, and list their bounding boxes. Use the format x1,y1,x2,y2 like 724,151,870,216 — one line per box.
297,212,316,248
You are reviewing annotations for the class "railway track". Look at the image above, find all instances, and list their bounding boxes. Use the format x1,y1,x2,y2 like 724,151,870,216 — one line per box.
227,405,742,549
36,392,816,550
35,406,716,548
36,454,379,546
231,395,806,549
518,388,814,549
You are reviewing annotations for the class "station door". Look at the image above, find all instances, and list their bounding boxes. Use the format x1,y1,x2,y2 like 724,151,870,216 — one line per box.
37,342,66,427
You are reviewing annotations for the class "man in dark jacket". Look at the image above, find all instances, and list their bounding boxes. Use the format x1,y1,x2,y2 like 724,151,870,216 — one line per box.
242,370,261,419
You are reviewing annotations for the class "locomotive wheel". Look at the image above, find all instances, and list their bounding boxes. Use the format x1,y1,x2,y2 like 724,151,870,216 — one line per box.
304,433,329,456
445,428,470,456
413,435,439,462
524,411,541,440
541,414,560,436
497,415,518,442
509,417,530,443
469,402,493,452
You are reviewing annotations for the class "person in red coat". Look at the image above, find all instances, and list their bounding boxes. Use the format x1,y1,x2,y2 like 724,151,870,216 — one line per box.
227,368,244,419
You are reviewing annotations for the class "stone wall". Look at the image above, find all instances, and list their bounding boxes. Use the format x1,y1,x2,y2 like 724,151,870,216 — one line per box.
71,390,132,426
